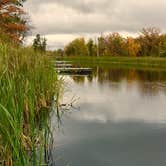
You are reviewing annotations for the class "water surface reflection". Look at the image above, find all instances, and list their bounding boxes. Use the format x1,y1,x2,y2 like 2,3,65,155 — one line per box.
53,67,166,166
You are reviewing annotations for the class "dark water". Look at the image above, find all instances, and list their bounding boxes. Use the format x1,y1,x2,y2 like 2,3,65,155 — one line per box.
53,67,166,166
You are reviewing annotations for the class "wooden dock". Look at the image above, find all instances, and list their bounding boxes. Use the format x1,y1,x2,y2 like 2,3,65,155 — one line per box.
56,60,72,64
55,64,72,67
56,67,92,75
55,60,92,75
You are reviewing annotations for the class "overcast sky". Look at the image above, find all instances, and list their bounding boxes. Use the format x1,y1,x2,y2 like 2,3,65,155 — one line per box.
24,0,166,50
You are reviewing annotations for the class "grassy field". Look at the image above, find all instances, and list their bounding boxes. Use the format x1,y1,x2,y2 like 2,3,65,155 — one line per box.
62,56,166,71
0,41,61,165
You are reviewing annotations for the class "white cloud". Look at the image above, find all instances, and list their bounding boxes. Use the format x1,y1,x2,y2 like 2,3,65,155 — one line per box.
23,0,166,49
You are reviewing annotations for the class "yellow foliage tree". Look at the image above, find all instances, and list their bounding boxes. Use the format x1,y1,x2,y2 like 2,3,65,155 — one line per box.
126,37,140,57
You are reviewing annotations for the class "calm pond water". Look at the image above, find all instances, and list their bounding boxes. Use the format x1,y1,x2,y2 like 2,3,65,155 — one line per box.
53,66,166,166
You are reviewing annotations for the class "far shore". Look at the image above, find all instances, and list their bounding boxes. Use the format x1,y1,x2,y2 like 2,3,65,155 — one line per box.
61,56,166,71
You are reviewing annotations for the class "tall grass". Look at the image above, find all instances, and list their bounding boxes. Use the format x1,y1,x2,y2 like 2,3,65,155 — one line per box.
0,40,61,165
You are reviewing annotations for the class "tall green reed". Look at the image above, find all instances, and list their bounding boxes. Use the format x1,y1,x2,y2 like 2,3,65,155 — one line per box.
0,41,60,165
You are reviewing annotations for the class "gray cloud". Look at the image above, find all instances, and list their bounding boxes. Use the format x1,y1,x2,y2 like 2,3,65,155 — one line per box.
24,0,166,48
25,0,118,14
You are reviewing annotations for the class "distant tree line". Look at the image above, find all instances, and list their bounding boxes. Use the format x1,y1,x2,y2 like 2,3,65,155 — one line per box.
55,27,166,57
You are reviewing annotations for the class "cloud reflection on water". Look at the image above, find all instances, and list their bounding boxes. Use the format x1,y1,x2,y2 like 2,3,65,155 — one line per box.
62,75,166,124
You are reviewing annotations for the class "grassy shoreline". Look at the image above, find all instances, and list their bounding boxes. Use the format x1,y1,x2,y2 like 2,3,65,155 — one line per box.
62,56,166,71
0,41,61,165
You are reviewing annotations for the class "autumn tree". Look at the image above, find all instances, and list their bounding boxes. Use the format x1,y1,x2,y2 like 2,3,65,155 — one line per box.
0,0,28,43
105,32,125,56
64,38,88,56
138,27,161,56
63,27,166,58
125,37,140,57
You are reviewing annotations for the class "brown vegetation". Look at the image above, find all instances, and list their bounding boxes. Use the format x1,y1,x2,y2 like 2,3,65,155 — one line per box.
0,0,28,43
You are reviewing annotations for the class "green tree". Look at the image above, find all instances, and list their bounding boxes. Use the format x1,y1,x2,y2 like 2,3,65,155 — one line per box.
54,49,64,57
87,39,96,56
98,36,106,56
159,34,166,57
33,34,47,52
